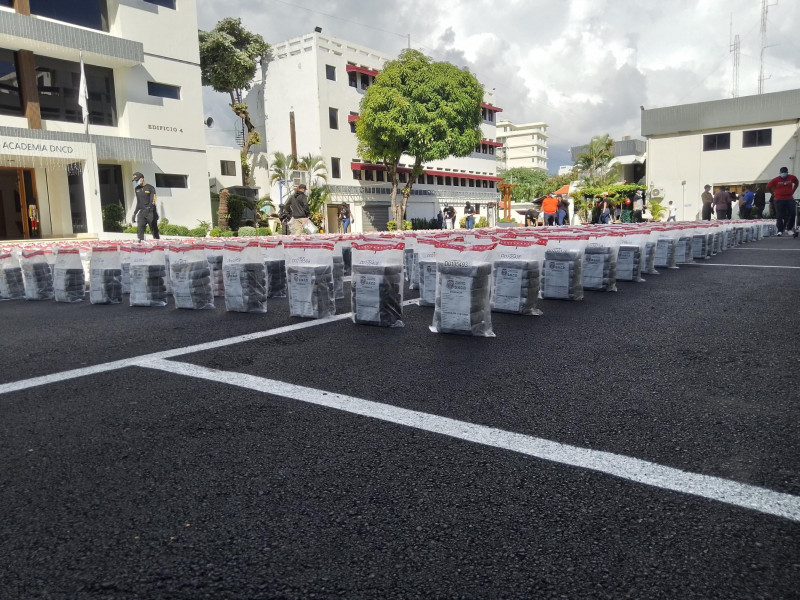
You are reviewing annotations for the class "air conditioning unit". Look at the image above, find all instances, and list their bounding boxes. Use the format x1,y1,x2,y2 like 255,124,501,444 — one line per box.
651,187,663,198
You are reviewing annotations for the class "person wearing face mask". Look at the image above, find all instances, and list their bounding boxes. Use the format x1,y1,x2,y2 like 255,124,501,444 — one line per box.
132,172,159,241
767,167,798,236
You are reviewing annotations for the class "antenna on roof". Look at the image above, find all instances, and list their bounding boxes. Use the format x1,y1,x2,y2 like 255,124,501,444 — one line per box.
729,15,740,98
758,0,778,94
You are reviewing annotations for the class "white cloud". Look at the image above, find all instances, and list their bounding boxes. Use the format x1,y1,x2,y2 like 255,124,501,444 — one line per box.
197,0,800,172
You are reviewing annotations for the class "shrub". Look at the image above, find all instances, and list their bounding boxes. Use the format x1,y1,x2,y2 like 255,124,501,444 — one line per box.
255,227,272,236
123,225,137,234
475,216,489,228
188,226,207,237
237,226,257,237
102,204,125,232
209,227,222,237
220,229,235,237
387,220,412,231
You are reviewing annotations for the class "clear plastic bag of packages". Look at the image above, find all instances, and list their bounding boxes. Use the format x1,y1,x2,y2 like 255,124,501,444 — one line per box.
583,234,621,292
431,240,496,337
120,243,132,294
0,247,24,300
491,237,545,315
130,243,168,307
223,240,267,313
617,231,647,282
332,238,345,300
170,242,215,310
351,240,405,327
204,240,225,297
89,244,122,304
260,238,287,298
53,245,86,303
654,233,679,269
20,247,54,301
540,235,587,300
675,231,694,264
417,237,437,306
285,240,335,319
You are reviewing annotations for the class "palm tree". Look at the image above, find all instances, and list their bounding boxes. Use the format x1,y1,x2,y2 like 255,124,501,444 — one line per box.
575,134,619,187
296,153,328,186
269,151,297,185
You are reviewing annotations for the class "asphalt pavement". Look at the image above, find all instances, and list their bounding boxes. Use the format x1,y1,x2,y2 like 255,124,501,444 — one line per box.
1,234,799,599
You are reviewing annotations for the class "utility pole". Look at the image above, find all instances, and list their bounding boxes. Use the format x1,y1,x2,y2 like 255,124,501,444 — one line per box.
758,0,778,94
729,15,740,98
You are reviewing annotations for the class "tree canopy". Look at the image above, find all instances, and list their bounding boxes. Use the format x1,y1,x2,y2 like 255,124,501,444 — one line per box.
356,49,484,227
199,18,270,186
574,134,619,188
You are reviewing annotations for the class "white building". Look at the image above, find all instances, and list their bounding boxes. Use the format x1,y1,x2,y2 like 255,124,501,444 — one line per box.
246,32,502,232
0,0,211,241
495,120,548,171
641,89,800,220
206,144,242,196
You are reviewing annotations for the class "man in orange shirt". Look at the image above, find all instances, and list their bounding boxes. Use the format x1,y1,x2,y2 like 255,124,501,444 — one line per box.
541,194,559,226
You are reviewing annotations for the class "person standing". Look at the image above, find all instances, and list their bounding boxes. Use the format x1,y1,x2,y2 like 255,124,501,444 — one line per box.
339,204,352,233
598,192,611,224
633,190,644,222
132,172,159,242
666,201,677,222
556,196,568,225
464,201,476,229
444,205,456,229
767,166,799,236
436,210,444,229
701,185,713,220
741,185,754,220
524,207,538,227
280,183,310,235
726,188,736,220
541,194,559,226
753,184,766,219
712,187,731,220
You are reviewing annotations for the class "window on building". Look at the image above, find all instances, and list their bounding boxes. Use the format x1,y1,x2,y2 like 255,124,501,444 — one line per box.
468,179,475,188
445,176,451,186
426,175,434,185
325,65,336,81
489,181,495,189
352,169,362,180
360,73,372,90
363,169,373,181
349,112,358,133
29,0,109,32
0,1,13,6
35,56,117,126
348,71,357,88
453,177,460,187
143,0,176,7
398,172,406,183
703,133,730,151
489,146,494,155
376,170,384,182
742,128,772,148
155,173,188,188
0,49,21,117
331,157,341,179
220,160,236,177
436,176,443,185
329,107,338,129
147,81,180,99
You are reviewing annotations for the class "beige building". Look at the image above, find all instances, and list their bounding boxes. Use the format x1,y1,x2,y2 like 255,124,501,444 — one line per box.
641,89,800,221
495,120,548,171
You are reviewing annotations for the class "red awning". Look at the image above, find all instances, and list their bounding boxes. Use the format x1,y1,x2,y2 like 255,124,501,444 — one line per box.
554,184,571,195
346,64,379,77
481,103,503,112
347,114,359,123
481,139,503,147
424,169,502,182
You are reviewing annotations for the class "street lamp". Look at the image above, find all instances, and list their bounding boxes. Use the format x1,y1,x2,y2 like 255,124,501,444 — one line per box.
681,180,686,221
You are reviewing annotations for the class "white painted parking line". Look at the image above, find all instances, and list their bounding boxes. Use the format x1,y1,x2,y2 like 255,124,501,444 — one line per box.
729,248,800,251
0,300,419,395
139,358,800,523
689,264,800,269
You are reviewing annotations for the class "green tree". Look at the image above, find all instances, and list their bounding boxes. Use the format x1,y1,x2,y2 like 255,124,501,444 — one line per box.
199,18,270,186
297,154,328,186
269,151,297,203
575,134,619,187
356,49,484,229
500,167,549,202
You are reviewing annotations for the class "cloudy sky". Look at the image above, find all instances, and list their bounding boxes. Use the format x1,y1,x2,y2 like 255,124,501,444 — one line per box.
197,0,800,173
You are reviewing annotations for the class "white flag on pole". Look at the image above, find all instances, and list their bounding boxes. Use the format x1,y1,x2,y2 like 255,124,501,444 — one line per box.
78,52,89,127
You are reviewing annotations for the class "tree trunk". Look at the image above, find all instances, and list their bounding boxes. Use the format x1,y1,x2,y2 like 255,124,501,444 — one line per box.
218,188,230,230
230,93,259,186
387,159,401,230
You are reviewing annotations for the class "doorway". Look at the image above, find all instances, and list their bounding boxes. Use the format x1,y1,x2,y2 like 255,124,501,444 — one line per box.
0,167,39,240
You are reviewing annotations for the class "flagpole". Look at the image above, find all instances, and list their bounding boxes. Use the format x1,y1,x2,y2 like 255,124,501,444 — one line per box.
78,50,98,197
